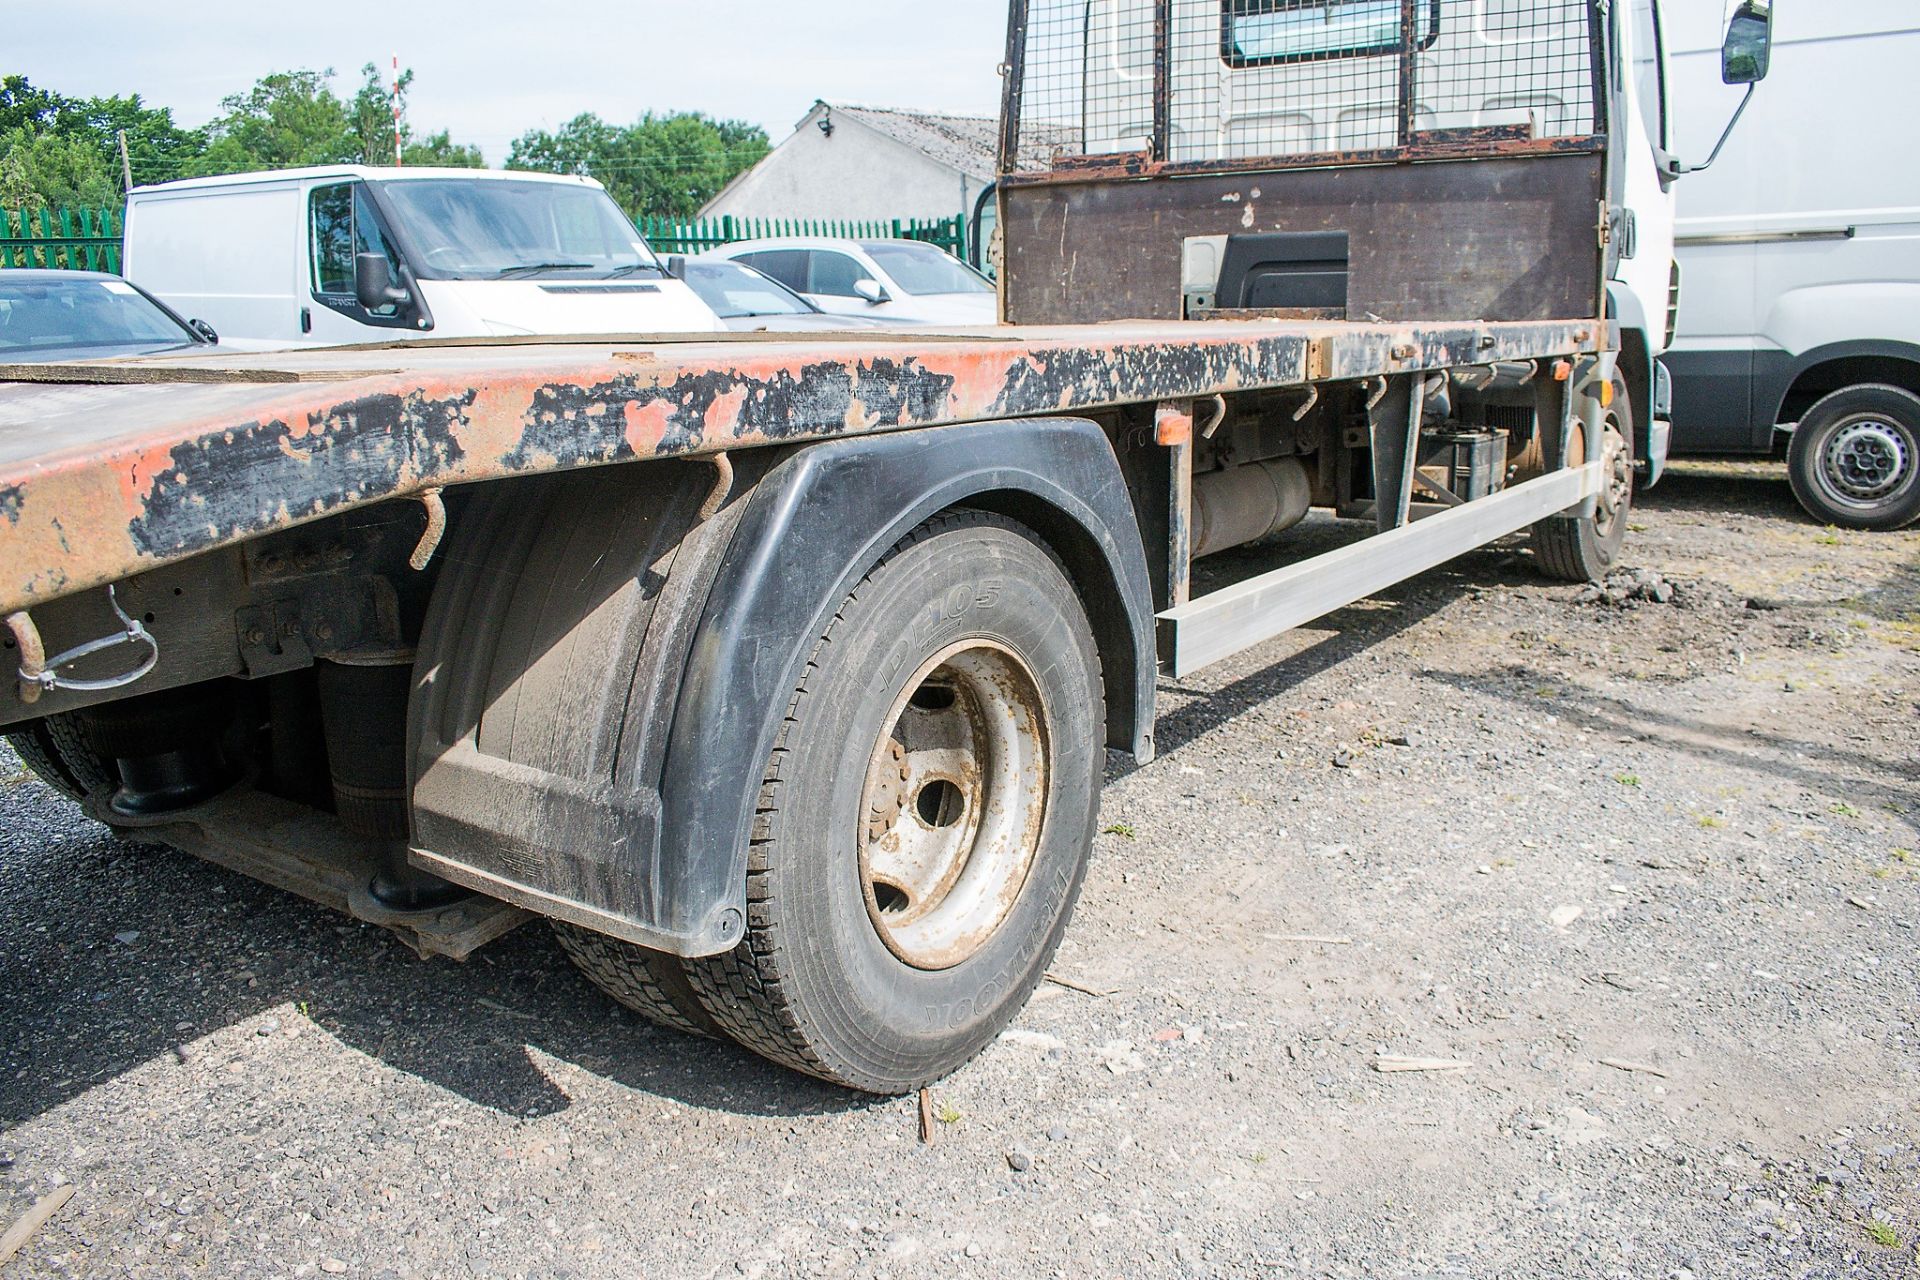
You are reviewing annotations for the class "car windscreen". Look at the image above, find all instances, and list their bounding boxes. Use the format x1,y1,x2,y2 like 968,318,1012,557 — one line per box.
376,179,662,280
684,262,814,318
0,277,193,353
859,242,993,296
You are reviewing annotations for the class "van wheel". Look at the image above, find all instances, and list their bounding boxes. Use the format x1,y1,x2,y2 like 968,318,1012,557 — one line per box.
684,510,1104,1094
1533,376,1635,583
1787,385,1920,531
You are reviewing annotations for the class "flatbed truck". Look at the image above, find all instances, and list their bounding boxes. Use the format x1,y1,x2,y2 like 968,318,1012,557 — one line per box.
0,0,1771,1094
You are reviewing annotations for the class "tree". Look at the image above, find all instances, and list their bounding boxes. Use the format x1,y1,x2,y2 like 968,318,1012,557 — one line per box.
507,111,769,218
194,70,354,175
0,127,116,209
403,131,484,168
344,64,483,168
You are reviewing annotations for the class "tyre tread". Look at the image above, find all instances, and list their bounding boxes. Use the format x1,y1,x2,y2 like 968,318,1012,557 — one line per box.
683,509,1099,1090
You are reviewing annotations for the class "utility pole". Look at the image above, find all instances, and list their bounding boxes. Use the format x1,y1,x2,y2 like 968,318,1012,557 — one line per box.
392,55,403,167
117,130,133,194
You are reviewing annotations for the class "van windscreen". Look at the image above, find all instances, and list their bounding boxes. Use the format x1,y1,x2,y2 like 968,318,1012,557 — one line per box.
376,180,663,281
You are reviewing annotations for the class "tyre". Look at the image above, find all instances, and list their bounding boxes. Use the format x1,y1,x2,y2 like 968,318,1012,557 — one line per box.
680,509,1105,1094
551,922,726,1040
1786,385,1920,531
4,715,114,804
1533,375,1635,583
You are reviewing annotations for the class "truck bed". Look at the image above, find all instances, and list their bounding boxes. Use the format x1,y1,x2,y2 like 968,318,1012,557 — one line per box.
0,320,1599,616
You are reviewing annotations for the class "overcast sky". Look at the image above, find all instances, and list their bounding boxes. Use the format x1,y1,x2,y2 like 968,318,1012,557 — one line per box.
12,1,1013,164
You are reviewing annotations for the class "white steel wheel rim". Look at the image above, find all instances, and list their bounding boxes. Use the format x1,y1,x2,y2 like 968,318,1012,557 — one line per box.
1820,417,1913,506
857,640,1050,971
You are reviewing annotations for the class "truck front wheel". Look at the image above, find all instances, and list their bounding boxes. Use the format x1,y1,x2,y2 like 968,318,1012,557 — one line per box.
1786,385,1920,531
681,509,1105,1094
1533,375,1635,583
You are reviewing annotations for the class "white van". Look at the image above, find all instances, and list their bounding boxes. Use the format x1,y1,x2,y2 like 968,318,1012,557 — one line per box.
124,167,725,348
1666,1,1920,529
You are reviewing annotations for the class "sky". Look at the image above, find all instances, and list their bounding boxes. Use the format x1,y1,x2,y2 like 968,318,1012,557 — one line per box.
9,1,1014,164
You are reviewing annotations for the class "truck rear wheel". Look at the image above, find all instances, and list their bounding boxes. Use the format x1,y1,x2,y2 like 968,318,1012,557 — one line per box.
1533,376,1634,583
1786,385,1920,531
551,923,726,1040
5,715,114,805
683,510,1104,1094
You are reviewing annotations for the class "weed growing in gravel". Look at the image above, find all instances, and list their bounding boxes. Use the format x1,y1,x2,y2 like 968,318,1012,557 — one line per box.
1102,822,1137,840
1830,801,1861,819
1865,1221,1900,1249
1816,529,1843,547
1614,774,1641,788
935,1100,963,1126
1697,815,1728,830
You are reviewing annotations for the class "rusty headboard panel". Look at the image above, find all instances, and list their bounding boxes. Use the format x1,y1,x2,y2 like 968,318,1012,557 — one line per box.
1001,151,1606,327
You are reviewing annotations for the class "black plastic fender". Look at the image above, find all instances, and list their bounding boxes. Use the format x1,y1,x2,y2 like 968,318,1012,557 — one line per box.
658,416,1157,954
408,419,1156,959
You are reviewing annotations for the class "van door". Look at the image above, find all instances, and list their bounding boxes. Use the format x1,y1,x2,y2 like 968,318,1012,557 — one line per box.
304,181,422,344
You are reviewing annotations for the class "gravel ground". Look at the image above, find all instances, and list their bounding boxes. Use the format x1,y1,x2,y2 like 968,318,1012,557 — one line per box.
2,460,1915,1280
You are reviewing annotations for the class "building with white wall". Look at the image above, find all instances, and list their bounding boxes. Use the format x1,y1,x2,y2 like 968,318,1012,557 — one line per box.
702,101,1070,224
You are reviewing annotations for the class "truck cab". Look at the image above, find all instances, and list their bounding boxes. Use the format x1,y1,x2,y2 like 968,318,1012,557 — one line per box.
123,167,726,348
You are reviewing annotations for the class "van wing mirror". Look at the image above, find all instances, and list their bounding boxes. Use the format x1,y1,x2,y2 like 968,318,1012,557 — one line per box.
354,253,411,311
1722,1,1774,85
1665,1,1774,178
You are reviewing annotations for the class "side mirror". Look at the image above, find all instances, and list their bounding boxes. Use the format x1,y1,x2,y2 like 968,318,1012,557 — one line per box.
354,253,411,312
664,255,688,279
853,278,891,305
1666,2,1774,178
187,319,218,344
1722,1,1773,85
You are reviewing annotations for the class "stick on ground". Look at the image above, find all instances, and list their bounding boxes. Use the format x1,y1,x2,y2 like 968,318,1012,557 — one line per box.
0,1184,75,1267
1373,1056,1469,1074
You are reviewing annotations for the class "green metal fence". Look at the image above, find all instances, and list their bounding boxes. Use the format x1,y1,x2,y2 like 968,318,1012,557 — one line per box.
0,206,123,272
0,206,969,276
635,213,969,260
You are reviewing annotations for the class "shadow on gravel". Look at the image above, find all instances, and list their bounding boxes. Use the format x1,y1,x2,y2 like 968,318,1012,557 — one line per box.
1134,544,1540,770
1638,460,1804,521
0,791,870,1128
1423,669,1920,840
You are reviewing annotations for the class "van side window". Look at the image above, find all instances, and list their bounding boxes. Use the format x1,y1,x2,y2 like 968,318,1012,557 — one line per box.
309,183,405,315
1222,1,1438,69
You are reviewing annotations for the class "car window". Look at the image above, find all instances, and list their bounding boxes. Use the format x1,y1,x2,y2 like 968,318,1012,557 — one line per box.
860,242,994,296
805,251,870,298
0,277,192,352
734,250,808,293
684,262,814,318
309,183,403,310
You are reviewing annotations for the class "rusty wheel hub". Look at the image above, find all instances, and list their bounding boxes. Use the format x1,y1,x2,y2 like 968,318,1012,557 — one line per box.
857,641,1050,971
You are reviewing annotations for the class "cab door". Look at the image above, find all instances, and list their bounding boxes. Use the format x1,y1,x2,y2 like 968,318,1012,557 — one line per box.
304,181,420,345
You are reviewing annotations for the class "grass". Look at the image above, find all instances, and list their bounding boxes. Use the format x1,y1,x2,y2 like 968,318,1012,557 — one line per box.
1614,774,1642,788
1831,801,1862,819
1698,815,1728,830
1101,822,1136,840
935,1100,963,1126
1865,1220,1900,1250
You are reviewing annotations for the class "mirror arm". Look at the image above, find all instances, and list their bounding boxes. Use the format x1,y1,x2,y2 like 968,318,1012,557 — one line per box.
1667,83,1757,178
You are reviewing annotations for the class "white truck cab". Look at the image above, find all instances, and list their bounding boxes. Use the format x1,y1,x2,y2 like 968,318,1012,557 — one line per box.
124,167,725,348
